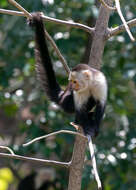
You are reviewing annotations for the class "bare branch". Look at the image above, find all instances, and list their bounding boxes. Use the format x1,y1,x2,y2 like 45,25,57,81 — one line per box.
1,4,93,74
115,0,135,42
8,0,32,18
109,18,136,38
0,8,24,16
0,9,94,34
23,130,87,147
3,1,70,74
44,30,70,74
42,15,94,34
99,0,116,11
0,153,70,168
0,145,15,155
87,136,102,190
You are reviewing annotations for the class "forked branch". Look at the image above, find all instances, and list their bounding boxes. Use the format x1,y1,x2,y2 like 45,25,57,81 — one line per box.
0,129,87,168
114,0,135,42
8,0,32,18
0,9,94,34
7,0,70,74
109,18,136,38
99,0,116,10
23,130,87,147
0,145,15,155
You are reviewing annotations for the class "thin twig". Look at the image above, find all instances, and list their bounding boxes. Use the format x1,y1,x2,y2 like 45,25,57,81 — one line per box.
0,8,24,16
23,130,87,147
99,0,116,11
44,30,70,74
0,153,70,168
115,0,135,42
1,3,88,74
7,1,70,74
87,136,102,190
42,14,94,34
8,0,32,18
109,18,136,38
0,145,15,155
0,9,94,34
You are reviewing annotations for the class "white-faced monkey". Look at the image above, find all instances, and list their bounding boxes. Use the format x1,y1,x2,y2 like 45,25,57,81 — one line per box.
28,13,107,139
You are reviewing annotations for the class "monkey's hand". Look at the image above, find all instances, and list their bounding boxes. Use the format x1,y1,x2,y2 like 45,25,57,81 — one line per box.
70,122,79,131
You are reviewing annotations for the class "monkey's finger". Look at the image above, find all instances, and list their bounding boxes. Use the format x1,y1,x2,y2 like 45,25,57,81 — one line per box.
70,122,79,130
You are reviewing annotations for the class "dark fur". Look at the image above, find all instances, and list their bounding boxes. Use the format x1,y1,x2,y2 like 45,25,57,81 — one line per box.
28,13,106,137
29,13,74,113
75,97,105,137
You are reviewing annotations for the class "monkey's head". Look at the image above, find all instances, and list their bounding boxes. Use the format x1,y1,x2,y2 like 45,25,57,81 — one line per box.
68,64,93,93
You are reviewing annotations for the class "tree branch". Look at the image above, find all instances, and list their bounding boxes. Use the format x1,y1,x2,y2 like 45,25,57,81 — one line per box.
0,153,70,168
114,0,135,42
109,18,136,38
7,0,70,74
23,130,87,147
44,30,70,75
88,136,102,190
0,9,94,34
8,0,32,18
98,0,116,10
0,145,15,155
0,1,94,74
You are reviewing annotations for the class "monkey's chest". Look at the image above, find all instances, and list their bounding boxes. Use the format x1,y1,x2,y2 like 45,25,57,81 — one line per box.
73,91,96,111
73,91,90,110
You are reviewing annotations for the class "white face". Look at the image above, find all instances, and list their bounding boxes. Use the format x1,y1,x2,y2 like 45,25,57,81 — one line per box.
68,70,92,92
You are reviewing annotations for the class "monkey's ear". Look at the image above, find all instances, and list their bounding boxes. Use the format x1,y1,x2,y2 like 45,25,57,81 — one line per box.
82,70,91,79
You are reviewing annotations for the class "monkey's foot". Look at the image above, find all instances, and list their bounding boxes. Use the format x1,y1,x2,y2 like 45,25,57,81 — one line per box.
70,122,79,131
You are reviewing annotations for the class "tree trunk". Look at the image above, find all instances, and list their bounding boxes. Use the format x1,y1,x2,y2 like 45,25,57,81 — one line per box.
89,0,114,69
68,127,87,190
68,1,113,190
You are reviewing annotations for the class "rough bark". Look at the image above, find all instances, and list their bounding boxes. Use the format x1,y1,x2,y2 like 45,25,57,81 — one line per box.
88,0,114,70
68,1,113,190
68,127,87,190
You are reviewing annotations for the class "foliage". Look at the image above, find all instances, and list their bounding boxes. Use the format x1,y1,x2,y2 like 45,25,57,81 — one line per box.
0,0,136,189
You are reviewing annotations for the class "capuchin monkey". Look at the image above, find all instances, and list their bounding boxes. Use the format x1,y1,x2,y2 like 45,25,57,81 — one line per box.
28,13,107,138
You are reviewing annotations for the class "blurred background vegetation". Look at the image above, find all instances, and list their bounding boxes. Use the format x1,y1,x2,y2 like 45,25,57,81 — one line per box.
0,0,136,189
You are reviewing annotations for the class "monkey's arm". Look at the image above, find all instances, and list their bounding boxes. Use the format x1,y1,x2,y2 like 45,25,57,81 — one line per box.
29,13,75,113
